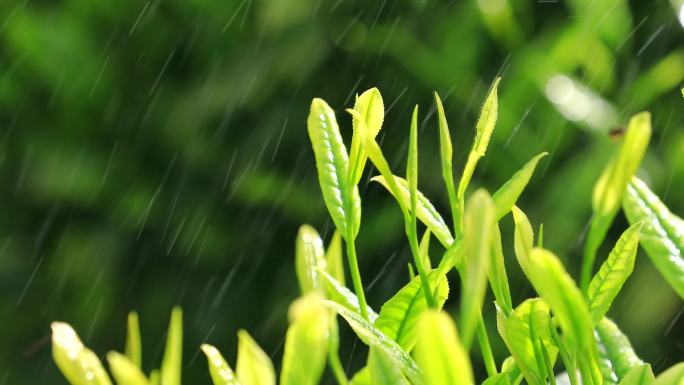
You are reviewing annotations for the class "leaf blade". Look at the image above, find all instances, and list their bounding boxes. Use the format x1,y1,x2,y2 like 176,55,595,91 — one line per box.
236,330,276,385
201,344,240,385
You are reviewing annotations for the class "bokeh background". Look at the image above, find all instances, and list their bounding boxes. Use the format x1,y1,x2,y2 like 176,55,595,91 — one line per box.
1,0,684,383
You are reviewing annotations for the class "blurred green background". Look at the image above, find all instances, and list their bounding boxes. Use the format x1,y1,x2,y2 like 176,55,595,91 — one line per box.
1,0,683,383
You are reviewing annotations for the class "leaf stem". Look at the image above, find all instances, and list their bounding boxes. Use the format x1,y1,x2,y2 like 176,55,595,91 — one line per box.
406,217,437,308
327,339,348,385
345,232,369,321
476,316,498,377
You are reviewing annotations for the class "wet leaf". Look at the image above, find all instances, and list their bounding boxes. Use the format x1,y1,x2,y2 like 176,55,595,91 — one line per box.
512,206,534,279
125,312,142,368
349,88,384,186
201,344,239,385
161,307,182,385
51,322,113,385
325,230,345,286
618,364,655,385
433,92,459,230
320,270,379,322
295,224,327,294
368,348,409,385
108,352,150,385
651,363,684,385
236,330,275,385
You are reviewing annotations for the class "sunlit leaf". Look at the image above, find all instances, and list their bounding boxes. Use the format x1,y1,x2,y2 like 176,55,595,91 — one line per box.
51,322,113,385
372,175,454,247
419,230,432,270
325,230,345,286
108,352,150,385
200,344,239,385
126,312,142,369
415,310,473,385
618,364,655,385
161,307,182,385
323,300,423,385
375,270,449,351
236,330,275,385
433,92,459,232
482,373,513,385
349,88,384,186
489,225,513,315
350,367,371,385
512,206,534,279
320,270,379,322
295,224,327,294
595,318,643,385
280,295,329,385
307,98,361,239
492,152,548,220
368,348,409,385
651,363,684,385
588,224,641,323
460,189,495,348
407,105,419,223
623,177,684,298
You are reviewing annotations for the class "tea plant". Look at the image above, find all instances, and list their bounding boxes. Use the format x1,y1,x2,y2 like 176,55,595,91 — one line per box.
52,81,684,385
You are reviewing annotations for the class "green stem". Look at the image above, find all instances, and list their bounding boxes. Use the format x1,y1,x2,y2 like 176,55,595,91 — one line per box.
580,241,596,292
328,339,348,385
476,316,498,377
345,233,369,321
406,216,437,308
550,324,579,385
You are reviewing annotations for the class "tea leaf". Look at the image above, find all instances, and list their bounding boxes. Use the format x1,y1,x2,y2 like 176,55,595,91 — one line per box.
588,223,641,323
489,225,513,315
368,348,409,385
349,367,371,385
651,363,684,385
512,206,534,279
433,92,459,233
323,300,423,385
527,248,601,385
415,310,473,385
126,312,142,368
200,344,239,385
583,112,651,290
348,88,384,186
280,295,329,385
375,270,449,351
460,189,495,348
325,230,345,285
295,224,327,294
595,318,643,385
458,78,500,205
617,364,655,385
419,230,432,270
108,352,150,385
51,322,113,385
320,270,379,322
307,98,361,239
236,330,276,385
372,175,454,247
492,152,548,221
407,105,419,223
623,177,684,298
482,373,512,385
161,307,182,385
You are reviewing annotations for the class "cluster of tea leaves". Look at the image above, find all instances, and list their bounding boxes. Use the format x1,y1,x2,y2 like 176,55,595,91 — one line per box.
52,83,684,385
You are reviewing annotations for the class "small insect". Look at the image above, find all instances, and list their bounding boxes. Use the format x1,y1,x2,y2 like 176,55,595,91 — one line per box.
609,126,626,141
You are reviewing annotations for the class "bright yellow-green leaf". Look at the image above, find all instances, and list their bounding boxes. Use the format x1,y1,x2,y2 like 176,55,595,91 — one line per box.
280,295,329,385
623,177,684,298
458,77,501,204
149,370,160,385
372,175,454,247
584,112,651,289
236,330,275,385
200,344,239,385
407,105,419,227
125,312,142,369
348,88,384,186
492,152,548,220
489,225,513,315
588,224,642,323
51,322,113,385
295,224,327,295
618,364,655,385
161,307,182,385
323,300,423,385
512,206,534,279
108,351,150,385
415,310,473,385
460,189,495,348
325,230,345,286
368,348,409,385
375,270,449,351
320,270,379,322
527,248,601,385
349,367,371,385
482,373,512,385
651,363,684,385
433,92,459,232
419,230,432,270
307,98,361,239
595,318,643,385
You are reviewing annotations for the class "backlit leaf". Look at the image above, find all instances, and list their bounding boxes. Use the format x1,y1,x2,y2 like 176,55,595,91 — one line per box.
348,88,384,186
489,225,513,315
125,312,142,368
295,224,327,294
595,318,643,385
325,231,345,286
492,152,548,221
51,322,113,385
200,344,239,385
415,311,473,385
433,92,459,231
368,348,409,385
161,307,182,385
236,331,275,385
512,206,534,279
618,364,655,385
320,270,379,323
108,352,150,385
651,363,684,385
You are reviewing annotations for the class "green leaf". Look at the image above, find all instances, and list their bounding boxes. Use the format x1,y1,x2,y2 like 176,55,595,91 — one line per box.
51,322,113,385
407,105,419,222
108,352,150,385
325,230,345,286
482,373,513,385
489,225,513,315
320,270,379,322
527,248,601,385
595,318,643,385
588,223,642,323
414,310,473,385
125,312,142,368
492,153,548,221
372,175,454,247
368,348,409,385
280,295,329,385
307,98,361,239
323,300,423,385
236,330,276,385
583,112,652,289
200,344,240,385
350,367,371,385
512,206,534,280
458,77,500,204
375,270,449,351
651,363,684,385
161,307,182,385
348,88,384,186
618,364,655,385
433,92,459,234
149,370,160,385
460,189,495,348
623,177,684,298
295,224,327,294
498,298,557,385
419,230,432,270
